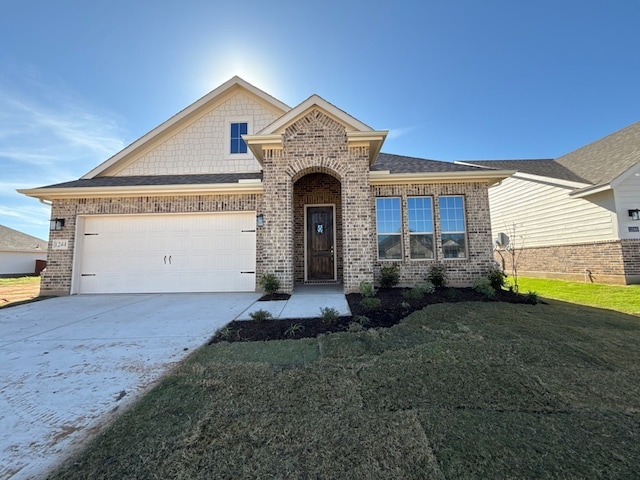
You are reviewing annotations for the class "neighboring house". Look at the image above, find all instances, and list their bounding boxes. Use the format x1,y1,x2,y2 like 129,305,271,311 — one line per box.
460,121,640,285
19,77,512,296
0,224,47,276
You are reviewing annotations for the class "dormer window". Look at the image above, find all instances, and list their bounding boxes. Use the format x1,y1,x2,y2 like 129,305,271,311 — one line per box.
230,122,248,154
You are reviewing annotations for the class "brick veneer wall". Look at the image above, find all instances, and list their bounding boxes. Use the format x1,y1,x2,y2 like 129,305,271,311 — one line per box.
261,108,374,293
498,239,640,284
42,194,263,295
371,182,497,287
293,173,343,283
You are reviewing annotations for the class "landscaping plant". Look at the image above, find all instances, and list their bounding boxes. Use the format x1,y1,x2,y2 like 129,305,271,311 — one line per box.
249,309,273,322
259,273,280,295
379,263,400,288
428,263,447,288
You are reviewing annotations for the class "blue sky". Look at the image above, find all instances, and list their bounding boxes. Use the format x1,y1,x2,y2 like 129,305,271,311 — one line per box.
2,0,639,240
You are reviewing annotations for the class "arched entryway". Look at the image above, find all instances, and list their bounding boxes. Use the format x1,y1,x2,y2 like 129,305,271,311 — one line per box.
293,172,343,284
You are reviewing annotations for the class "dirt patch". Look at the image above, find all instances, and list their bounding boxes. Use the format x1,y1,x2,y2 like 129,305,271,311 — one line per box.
209,287,537,344
0,276,42,308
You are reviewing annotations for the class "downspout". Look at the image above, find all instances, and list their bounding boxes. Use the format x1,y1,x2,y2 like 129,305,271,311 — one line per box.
39,198,52,206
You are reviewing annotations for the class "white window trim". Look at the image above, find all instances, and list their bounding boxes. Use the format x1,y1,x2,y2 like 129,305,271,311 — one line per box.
224,116,254,160
407,196,435,261
376,196,403,261
438,195,468,260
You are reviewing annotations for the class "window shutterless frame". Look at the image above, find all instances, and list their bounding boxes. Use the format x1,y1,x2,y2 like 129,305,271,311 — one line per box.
375,197,402,260
438,195,467,259
407,196,435,260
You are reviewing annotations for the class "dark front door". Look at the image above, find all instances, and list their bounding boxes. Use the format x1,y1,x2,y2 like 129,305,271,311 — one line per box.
307,206,335,281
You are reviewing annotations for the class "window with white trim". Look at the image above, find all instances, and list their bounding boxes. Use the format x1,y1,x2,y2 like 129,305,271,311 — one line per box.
408,196,434,259
376,197,402,260
439,195,467,259
230,122,248,154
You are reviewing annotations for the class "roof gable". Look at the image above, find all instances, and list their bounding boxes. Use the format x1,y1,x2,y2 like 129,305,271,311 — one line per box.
555,121,640,185
0,225,47,252
82,77,290,179
244,95,388,165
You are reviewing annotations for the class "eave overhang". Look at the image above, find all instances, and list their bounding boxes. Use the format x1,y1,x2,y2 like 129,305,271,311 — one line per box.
17,181,264,201
245,130,388,165
369,169,515,186
568,183,612,198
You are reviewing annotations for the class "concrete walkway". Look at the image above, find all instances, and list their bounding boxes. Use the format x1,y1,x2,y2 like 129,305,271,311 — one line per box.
0,292,260,480
236,284,351,320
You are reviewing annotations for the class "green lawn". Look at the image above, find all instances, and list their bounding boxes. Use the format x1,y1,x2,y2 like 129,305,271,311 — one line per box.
50,300,640,479
515,276,640,316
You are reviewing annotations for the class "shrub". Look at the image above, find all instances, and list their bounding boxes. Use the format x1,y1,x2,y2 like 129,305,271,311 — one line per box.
473,278,496,299
320,306,340,325
348,322,365,333
259,274,280,295
360,297,381,311
428,263,447,288
380,263,400,288
249,309,273,322
354,315,370,326
359,281,377,298
446,288,459,300
415,281,436,295
526,290,539,305
285,322,304,337
487,269,507,290
402,288,422,300
400,300,411,310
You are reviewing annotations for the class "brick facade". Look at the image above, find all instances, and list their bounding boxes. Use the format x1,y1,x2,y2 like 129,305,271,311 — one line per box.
41,110,503,295
42,194,262,295
260,109,374,293
371,182,497,287
496,239,640,284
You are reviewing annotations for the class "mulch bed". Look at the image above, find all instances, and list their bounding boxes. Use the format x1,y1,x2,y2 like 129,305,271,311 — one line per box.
209,287,537,344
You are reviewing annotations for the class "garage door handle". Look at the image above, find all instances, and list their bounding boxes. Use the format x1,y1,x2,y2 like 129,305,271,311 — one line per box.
169,255,172,264
241,271,255,274
164,255,167,264
81,274,96,277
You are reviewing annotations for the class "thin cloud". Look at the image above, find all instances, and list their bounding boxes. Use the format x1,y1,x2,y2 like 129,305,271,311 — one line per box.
0,66,128,238
386,125,419,141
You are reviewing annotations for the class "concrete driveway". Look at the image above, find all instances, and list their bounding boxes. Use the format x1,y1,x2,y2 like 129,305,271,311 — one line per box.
0,292,260,479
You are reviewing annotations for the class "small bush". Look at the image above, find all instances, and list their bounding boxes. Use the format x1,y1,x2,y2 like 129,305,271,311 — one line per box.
400,300,411,310
285,322,304,337
415,281,435,295
446,288,459,300
487,269,507,290
402,288,422,300
526,290,539,305
473,278,496,299
428,263,447,288
354,315,370,326
249,309,273,322
360,297,381,311
259,274,280,295
380,263,400,288
359,281,378,298
320,306,340,325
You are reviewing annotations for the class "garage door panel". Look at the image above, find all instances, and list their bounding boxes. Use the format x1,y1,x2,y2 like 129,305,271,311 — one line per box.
76,213,256,294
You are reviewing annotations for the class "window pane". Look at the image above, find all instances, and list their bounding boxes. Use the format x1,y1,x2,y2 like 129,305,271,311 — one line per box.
230,122,248,154
410,234,434,259
376,198,401,234
407,197,433,233
439,196,465,233
442,233,466,258
378,235,402,259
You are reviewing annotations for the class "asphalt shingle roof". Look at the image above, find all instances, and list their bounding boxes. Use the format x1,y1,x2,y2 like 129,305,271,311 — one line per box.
555,121,640,185
373,153,490,174
461,159,589,183
41,173,263,189
0,225,47,252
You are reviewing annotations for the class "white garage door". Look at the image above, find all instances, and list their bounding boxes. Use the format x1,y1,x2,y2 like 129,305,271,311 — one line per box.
75,213,256,294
